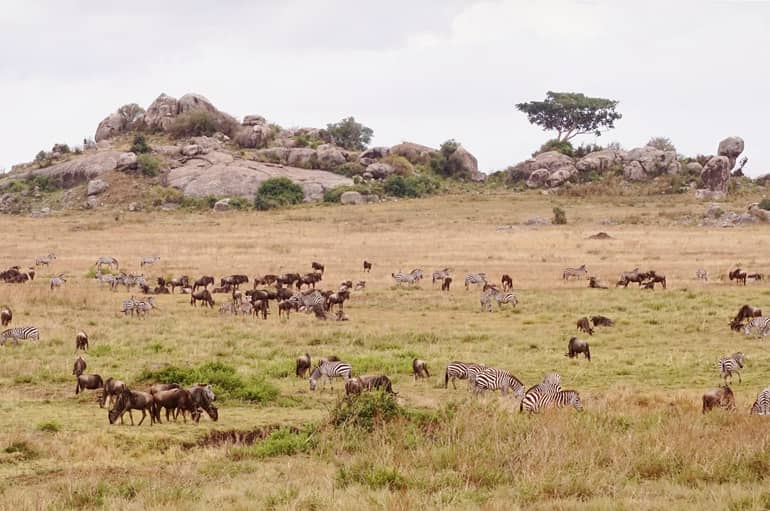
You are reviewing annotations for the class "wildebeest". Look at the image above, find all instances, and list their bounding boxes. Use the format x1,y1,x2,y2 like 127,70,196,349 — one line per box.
297,272,322,290
279,300,298,319
296,353,311,378
221,274,249,289
189,385,218,422
591,315,614,327
169,276,189,293
576,317,593,336
748,273,764,282
702,385,736,413
0,307,11,327
358,374,397,394
326,289,350,312
191,289,215,308
312,261,325,274
100,378,127,408
345,377,364,396
193,276,214,291
588,276,608,289
75,373,104,395
730,304,763,331
72,356,86,376
566,337,591,361
501,274,513,291
647,270,667,289
152,388,196,423
441,277,452,291
75,331,88,351
363,260,372,272
108,388,155,425
617,268,650,287
277,273,301,287
413,358,430,380
253,299,269,319
729,268,748,286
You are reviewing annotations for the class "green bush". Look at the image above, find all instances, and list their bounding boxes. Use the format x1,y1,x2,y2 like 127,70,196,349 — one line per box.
326,117,373,151
254,177,304,210
28,174,58,192
759,199,770,211
230,427,315,460
333,162,365,177
553,206,567,224
130,134,150,154
534,138,574,157
168,111,221,138
383,174,439,198
294,133,323,149
227,197,250,210
646,136,676,153
330,392,402,431
136,154,160,177
34,150,52,168
382,155,414,176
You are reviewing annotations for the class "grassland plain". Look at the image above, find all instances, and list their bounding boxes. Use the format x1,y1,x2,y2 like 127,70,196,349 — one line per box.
2,191,770,510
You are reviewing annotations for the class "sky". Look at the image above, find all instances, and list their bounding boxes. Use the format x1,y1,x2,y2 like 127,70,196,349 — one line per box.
1,1,769,175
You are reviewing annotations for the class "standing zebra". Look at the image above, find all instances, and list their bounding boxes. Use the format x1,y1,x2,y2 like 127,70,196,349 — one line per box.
49,274,66,290
483,284,518,308
695,268,709,281
520,384,583,413
562,265,588,280
290,290,325,311
479,290,493,312
743,317,770,337
133,297,157,318
95,256,119,271
432,268,451,286
95,274,115,287
472,367,525,397
464,273,487,290
718,352,745,383
1,326,40,346
751,387,770,416
140,256,160,267
444,361,487,389
309,360,352,391
391,270,422,286
121,297,137,316
35,253,56,266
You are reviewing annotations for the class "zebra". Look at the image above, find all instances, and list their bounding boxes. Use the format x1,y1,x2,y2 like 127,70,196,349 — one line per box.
542,372,562,388
289,290,324,312
133,297,157,318
444,361,487,389
562,265,588,280
743,317,770,337
464,273,487,290
95,273,115,287
751,387,770,416
718,352,745,383
520,384,583,413
1,326,40,346
695,268,709,281
49,274,66,290
309,360,352,390
140,256,160,267
432,268,451,286
35,253,56,266
479,290,493,312
121,297,137,316
483,284,518,308
219,302,237,315
95,256,119,271
472,367,525,397
391,269,422,286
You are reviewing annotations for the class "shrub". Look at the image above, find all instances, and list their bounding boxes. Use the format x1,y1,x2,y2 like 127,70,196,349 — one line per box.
230,427,315,460
429,139,471,179
130,134,150,154
28,174,58,192
759,199,770,211
534,138,574,157
168,111,219,138
294,133,323,149
574,143,603,158
329,392,402,431
334,162,365,177
34,150,52,168
383,174,439,198
382,155,414,176
647,136,676,153
553,206,567,224
324,185,363,203
326,117,373,151
136,154,160,177
227,197,250,210
254,177,304,210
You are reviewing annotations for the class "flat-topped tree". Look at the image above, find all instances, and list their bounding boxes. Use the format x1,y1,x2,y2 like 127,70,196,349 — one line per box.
516,91,622,142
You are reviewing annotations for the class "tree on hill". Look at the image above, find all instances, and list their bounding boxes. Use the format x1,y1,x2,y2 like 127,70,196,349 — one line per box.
515,91,622,142
326,117,373,151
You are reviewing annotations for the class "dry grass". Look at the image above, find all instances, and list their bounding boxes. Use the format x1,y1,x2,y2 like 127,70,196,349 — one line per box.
2,190,770,509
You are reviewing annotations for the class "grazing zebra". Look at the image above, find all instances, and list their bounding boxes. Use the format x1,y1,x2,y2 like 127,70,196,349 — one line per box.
444,361,487,390
289,290,324,311
520,384,583,413
562,265,588,280
1,326,40,346
49,274,66,290
750,387,770,416
695,268,709,281
718,352,745,383
309,360,352,391
133,297,157,318
95,273,115,287
95,256,119,271
472,367,525,397
391,270,421,286
121,297,137,316
140,256,160,267
743,317,770,337
35,253,56,266
483,284,518,308
464,273,487,290
432,268,451,286
479,290,493,312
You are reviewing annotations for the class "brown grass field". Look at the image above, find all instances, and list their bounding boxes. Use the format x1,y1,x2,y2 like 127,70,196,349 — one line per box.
2,190,770,510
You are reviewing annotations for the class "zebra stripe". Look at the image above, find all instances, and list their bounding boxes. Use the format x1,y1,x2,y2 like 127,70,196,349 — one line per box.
479,291,492,311
520,383,582,413
121,297,137,316
309,360,353,390
562,265,588,280
751,387,770,416
473,368,525,398
484,286,517,307
392,269,423,286
695,268,708,281
140,256,160,267
444,361,486,389
290,290,324,311
1,326,40,345
35,253,56,266
743,317,770,337
432,269,451,285
133,297,157,318
718,352,744,383
49,275,66,290
464,273,487,290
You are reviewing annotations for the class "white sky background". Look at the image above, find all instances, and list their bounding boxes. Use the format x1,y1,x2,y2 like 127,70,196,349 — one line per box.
1,1,769,175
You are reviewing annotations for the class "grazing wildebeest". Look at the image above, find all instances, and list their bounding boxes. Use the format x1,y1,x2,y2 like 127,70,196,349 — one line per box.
729,268,747,286
152,388,196,423
296,353,311,378
576,317,593,336
345,377,364,396
566,337,591,361
591,315,614,328
75,331,88,351
412,358,430,380
169,276,189,293
363,260,372,272
730,304,763,331
75,374,104,395
95,256,119,271
441,277,452,291
702,385,736,413
358,374,397,394
647,270,667,289
501,274,513,291
748,273,764,282
617,268,650,287
312,262,325,274
0,307,11,327
191,289,215,308
588,276,608,289
72,356,86,376
193,276,214,291
221,275,249,289
253,299,269,319
297,272,322,290
108,388,155,426
189,385,218,422
100,378,127,408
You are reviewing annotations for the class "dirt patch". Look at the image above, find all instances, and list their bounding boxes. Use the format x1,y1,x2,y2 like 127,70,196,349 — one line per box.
588,232,613,239
188,425,300,448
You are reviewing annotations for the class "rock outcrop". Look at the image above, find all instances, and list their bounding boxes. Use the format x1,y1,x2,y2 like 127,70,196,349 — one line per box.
144,93,180,131
623,146,680,178
512,151,577,187
0,150,123,189
717,136,744,169
700,156,731,194
390,142,436,165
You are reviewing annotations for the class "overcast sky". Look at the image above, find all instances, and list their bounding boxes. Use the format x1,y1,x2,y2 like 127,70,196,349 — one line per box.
1,1,769,175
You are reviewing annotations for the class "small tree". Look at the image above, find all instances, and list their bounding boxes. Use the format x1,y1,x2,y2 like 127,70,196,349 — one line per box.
130,134,150,154
516,91,622,141
326,117,373,151
646,137,676,153
117,103,145,129
254,177,304,210
429,139,469,179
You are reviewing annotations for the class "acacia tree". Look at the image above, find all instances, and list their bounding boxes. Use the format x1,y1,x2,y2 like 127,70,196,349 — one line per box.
515,91,622,142
326,116,373,151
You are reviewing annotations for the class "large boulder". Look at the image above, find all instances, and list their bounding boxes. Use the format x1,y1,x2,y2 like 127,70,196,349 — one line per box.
178,93,218,116
0,150,124,190
255,147,290,164
576,150,625,173
235,124,271,149
116,152,138,171
623,161,647,181
359,147,390,166
390,142,436,165
301,183,325,202
526,168,550,188
340,191,364,205
181,145,203,157
144,93,179,131
623,146,680,177
717,136,744,169
448,145,484,181
87,179,109,196
213,198,231,211
242,115,266,126
546,167,576,187
316,145,348,170
700,155,731,193
512,151,578,188
366,162,395,179
287,148,317,169
686,161,703,174
95,112,127,142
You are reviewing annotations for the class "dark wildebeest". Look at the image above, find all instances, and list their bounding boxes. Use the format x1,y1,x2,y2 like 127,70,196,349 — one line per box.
1,306,11,326
253,299,269,319
75,331,88,351
566,337,591,361
576,317,593,336
702,385,736,413
363,260,372,272
591,315,614,328
748,273,764,282
193,276,214,291
108,388,155,425
75,374,104,395
641,280,655,290
150,383,181,394
100,378,127,408
279,300,298,319
647,270,667,289
413,358,430,380
169,276,189,293
297,272,322,290
588,276,608,289
326,289,350,312
441,277,452,292
277,273,301,287
191,289,215,308
730,304,763,331
729,268,748,286
617,268,650,287
296,353,311,378
152,388,196,423
358,374,397,394
189,385,218,422
72,356,86,376
345,377,364,396
312,262,325,274
221,275,249,289
501,274,513,291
